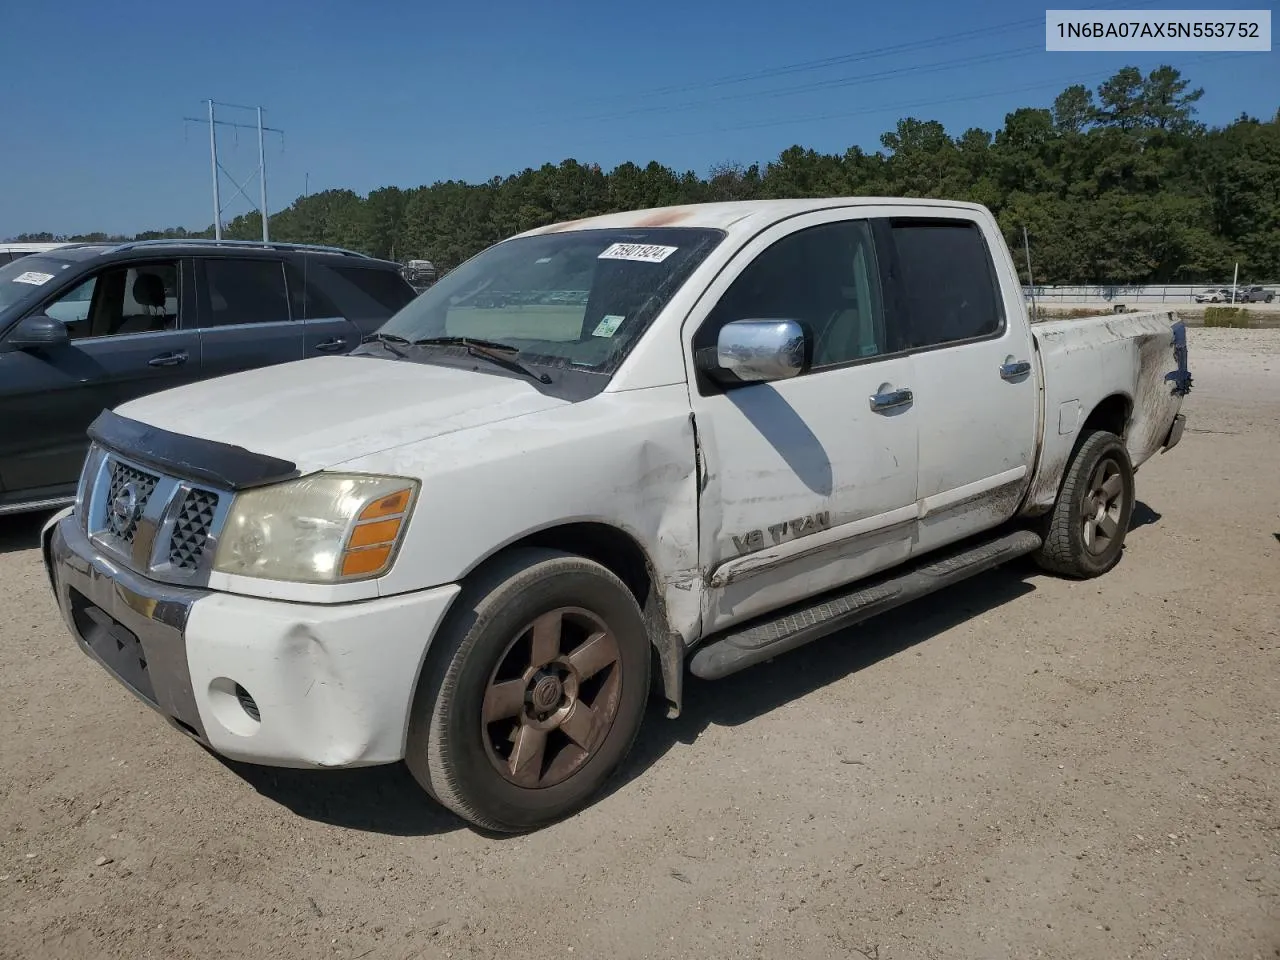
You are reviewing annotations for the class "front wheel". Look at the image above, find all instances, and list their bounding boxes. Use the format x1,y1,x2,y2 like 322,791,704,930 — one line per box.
405,548,651,832
1034,429,1135,579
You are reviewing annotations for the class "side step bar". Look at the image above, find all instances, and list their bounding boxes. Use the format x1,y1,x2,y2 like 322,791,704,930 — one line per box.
688,528,1043,681
0,495,75,516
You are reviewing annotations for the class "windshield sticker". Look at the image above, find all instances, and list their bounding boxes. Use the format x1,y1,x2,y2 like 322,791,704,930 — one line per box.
598,243,678,264
12,271,55,286
591,314,625,338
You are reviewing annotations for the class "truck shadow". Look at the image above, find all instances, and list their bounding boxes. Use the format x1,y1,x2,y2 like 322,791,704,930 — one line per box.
614,563,1039,795
0,511,54,555
1129,500,1161,530
226,561,1040,838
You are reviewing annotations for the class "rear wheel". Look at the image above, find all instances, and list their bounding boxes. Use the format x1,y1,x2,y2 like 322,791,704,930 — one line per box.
405,549,651,833
1035,429,1135,579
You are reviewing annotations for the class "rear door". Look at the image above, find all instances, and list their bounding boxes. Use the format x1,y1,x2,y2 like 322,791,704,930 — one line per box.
284,258,358,358
196,256,304,379
0,257,202,499
294,259,417,358
882,214,1038,554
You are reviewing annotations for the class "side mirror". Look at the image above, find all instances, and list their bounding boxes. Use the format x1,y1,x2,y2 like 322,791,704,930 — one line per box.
697,319,808,385
7,314,70,350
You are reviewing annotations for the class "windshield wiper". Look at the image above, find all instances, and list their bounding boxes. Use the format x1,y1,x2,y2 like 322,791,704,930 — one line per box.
411,336,552,384
360,332,411,358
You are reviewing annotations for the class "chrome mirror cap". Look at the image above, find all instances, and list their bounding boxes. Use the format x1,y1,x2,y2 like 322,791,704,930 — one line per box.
706,319,807,384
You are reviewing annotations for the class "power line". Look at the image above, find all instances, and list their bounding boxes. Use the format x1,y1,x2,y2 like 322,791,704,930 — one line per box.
567,51,1250,149
556,47,1043,127
517,0,1171,118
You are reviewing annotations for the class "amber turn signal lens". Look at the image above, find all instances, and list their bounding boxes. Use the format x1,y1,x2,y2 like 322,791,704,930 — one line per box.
347,517,402,548
360,490,412,521
341,544,394,577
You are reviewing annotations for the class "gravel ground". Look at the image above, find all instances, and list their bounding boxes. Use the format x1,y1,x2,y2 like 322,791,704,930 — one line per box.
0,328,1276,960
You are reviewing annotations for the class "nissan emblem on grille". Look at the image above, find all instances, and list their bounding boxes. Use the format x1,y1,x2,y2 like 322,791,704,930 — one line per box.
108,481,141,538
103,461,158,544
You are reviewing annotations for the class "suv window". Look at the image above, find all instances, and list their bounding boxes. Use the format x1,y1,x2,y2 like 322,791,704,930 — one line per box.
203,259,290,326
889,219,1003,349
701,219,888,368
41,260,179,339
284,262,341,320
327,264,416,313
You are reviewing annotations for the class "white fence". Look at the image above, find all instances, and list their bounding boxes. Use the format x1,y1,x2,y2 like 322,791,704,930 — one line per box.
1024,283,1276,304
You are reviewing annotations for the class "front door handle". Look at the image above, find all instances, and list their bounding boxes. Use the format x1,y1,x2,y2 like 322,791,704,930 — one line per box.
1000,360,1032,381
314,337,347,353
148,351,188,368
869,388,913,412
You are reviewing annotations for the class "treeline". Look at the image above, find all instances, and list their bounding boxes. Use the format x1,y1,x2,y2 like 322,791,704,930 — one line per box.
14,66,1279,285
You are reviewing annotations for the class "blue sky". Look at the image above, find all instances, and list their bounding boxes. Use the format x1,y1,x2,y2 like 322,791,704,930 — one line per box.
2,0,1275,236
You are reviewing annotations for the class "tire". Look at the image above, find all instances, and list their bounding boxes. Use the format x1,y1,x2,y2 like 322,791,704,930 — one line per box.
405,548,651,833
1034,429,1135,579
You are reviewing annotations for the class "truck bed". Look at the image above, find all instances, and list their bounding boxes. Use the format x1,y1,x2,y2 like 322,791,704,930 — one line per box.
1024,309,1187,513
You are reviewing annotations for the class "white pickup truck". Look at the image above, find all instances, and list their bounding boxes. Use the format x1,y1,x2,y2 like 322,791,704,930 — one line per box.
41,198,1191,832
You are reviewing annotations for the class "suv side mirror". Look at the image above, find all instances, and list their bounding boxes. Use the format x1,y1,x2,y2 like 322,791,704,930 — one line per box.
696,319,808,385
7,314,71,350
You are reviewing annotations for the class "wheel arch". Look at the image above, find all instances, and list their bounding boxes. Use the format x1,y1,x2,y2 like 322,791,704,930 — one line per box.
1080,392,1133,441
457,521,684,717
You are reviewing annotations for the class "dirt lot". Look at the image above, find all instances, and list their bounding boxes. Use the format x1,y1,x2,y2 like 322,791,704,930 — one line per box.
1,328,1276,960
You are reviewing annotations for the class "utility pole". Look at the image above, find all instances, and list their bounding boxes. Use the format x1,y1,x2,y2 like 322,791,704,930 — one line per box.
208,101,222,240
257,107,269,242
186,100,283,242
1022,225,1038,319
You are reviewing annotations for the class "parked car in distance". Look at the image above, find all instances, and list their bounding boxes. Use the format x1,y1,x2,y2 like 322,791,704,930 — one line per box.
0,239,416,515
1193,287,1236,303
0,241,69,266
41,198,1190,833
1237,285,1275,303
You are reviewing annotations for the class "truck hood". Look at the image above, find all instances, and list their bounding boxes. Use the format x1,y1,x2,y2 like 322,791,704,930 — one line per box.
114,355,569,475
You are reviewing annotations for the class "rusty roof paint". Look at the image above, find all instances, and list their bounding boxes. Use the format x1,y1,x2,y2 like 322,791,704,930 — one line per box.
510,198,991,244
633,208,696,227
530,217,590,235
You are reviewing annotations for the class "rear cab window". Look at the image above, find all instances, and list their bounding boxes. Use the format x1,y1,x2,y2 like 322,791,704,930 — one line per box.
885,218,1005,350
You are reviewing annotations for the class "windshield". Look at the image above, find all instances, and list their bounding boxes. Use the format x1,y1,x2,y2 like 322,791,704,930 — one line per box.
0,256,78,315
375,227,725,375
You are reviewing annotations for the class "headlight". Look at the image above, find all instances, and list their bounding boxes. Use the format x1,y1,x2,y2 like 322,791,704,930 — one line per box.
213,473,418,583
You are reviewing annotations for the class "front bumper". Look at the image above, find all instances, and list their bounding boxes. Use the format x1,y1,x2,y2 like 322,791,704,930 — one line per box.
43,512,460,768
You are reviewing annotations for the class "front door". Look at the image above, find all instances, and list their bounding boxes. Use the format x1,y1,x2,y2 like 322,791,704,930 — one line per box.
686,213,920,633
0,258,202,500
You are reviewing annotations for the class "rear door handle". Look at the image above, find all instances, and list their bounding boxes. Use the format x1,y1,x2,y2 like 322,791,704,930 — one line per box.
147,351,188,368
314,337,347,353
1000,360,1031,381
869,388,913,412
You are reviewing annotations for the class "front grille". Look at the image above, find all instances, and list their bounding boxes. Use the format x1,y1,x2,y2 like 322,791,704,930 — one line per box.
82,445,229,582
167,488,220,570
105,461,160,543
